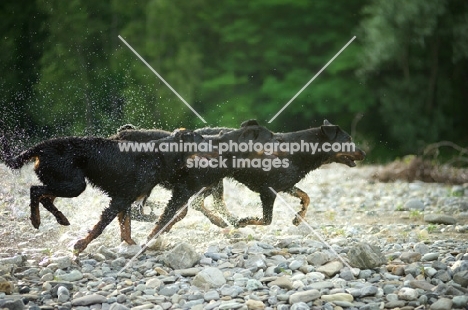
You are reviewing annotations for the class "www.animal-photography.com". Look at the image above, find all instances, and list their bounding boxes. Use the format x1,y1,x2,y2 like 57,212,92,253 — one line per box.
1,1,468,309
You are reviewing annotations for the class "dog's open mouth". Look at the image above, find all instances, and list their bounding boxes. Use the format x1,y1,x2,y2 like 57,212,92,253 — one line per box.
336,150,366,167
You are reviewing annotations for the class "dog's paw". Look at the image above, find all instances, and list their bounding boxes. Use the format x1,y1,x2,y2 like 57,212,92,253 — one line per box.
56,213,71,226
292,216,301,226
30,216,41,229
73,239,88,254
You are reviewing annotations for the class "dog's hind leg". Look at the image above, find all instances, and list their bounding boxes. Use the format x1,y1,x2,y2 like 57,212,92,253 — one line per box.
30,186,42,229
118,211,136,245
287,186,310,226
40,196,70,226
31,168,86,228
74,198,130,253
191,187,229,228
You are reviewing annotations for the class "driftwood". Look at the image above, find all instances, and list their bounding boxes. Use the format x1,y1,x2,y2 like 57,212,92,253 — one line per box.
373,141,468,184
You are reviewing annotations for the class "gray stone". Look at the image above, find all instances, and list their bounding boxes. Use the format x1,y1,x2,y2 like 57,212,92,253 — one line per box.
316,261,343,277
203,290,220,301
159,284,179,296
398,287,418,301
430,297,453,310
434,270,452,282
246,279,263,291
163,242,200,270
145,278,162,289
57,285,70,302
289,260,304,270
408,280,435,291
0,255,25,266
360,285,378,297
307,281,334,290
400,252,421,263
290,302,310,310
192,267,226,289
218,301,244,309
347,243,386,269
50,256,72,270
175,267,200,277
56,269,83,282
307,252,329,266
339,267,355,281
405,199,425,210
109,304,130,310
321,293,353,302
0,299,25,310
451,260,468,273
268,276,293,290
422,252,439,261
424,214,456,225
452,295,468,308
244,254,267,271
245,299,265,310
359,269,373,279
116,243,141,258
413,242,430,255
359,303,383,310
71,294,107,306
384,300,406,308
183,299,204,308
98,246,117,259
385,293,398,302
289,289,320,304
453,270,468,287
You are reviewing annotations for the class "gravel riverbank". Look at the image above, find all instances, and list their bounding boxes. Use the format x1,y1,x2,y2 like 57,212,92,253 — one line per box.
1,163,467,310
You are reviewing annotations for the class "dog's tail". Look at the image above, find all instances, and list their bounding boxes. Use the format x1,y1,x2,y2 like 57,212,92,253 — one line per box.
0,135,36,170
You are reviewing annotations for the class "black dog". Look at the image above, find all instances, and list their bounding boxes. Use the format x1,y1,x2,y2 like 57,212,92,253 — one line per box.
111,124,239,225
145,120,278,239
231,120,365,227
1,130,206,253
114,120,365,234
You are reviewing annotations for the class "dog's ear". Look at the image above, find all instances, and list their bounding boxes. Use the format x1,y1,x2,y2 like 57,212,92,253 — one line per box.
239,128,259,141
323,119,333,126
117,124,137,133
320,125,338,140
241,119,259,128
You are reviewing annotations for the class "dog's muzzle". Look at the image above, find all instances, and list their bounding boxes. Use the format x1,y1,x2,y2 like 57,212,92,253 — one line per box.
335,149,366,167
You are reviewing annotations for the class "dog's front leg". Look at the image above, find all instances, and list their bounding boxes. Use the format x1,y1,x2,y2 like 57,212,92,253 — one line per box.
146,188,193,240
118,210,136,245
74,199,128,253
288,186,310,225
29,186,42,229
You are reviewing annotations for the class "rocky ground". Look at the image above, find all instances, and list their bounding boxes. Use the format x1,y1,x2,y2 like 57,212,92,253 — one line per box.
0,163,468,310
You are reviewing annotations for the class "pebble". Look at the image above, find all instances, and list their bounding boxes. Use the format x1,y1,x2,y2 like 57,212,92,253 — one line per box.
347,242,386,269
316,261,343,277
430,297,453,310
289,289,320,304
424,213,457,225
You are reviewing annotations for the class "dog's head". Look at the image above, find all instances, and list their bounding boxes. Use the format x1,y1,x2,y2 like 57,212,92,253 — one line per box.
169,129,218,160
319,120,365,167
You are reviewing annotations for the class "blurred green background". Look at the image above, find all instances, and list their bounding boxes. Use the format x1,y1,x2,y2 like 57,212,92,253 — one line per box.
1,0,467,162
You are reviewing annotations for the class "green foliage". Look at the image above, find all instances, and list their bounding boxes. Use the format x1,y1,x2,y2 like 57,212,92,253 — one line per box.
1,0,467,162
357,0,468,155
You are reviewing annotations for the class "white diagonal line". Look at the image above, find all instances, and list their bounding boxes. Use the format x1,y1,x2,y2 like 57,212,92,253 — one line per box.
268,36,356,123
117,187,207,275
118,35,207,123
268,187,357,273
